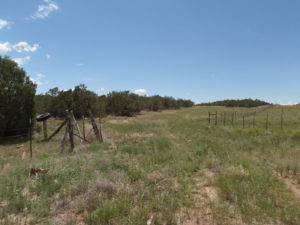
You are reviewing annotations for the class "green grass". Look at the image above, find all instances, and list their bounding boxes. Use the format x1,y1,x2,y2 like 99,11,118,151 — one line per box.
0,105,300,224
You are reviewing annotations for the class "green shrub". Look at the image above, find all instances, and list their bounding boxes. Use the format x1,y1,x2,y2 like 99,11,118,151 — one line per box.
0,56,36,137
292,130,300,141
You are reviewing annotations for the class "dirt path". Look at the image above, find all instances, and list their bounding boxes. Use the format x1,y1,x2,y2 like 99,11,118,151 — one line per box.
178,169,249,225
275,170,300,204
282,176,300,202
177,170,216,225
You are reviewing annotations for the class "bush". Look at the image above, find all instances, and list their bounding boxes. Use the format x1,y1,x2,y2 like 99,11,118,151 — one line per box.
106,91,141,116
0,56,36,137
292,130,300,141
200,98,270,108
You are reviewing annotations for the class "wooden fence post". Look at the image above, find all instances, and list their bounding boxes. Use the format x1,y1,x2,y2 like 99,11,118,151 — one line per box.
99,117,104,143
67,111,74,151
89,111,103,143
215,111,218,126
43,120,48,141
208,112,211,125
47,119,68,141
71,111,83,143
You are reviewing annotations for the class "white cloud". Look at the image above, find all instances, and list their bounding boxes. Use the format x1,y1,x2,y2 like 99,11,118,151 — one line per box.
36,73,45,79
0,19,8,30
285,102,297,105
12,56,31,66
76,63,84,67
98,88,106,92
279,102,297,106
275,99,298,105
30,73,48,85
0,41,39,53
46,54,51,59
29,77,39,85
13,41,39,53
0,42,12,53
32,0,59,19
134,89,147,95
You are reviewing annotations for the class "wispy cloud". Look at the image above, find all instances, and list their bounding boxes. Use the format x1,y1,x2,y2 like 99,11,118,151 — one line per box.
276,100,298,106
13,41,39,53
0,19,9,30
76,63,84,67
36,73,45,79
46,54,51,59
98,88,106,92
134,89,147,95
0,42,11,53
12,56,31,66
0,41,39,53
30,73,49,85
31,0,59,20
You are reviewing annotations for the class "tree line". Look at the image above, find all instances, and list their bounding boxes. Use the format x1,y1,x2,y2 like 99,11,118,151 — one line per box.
1,57,193,138
199,99,270,108
35,84,194,118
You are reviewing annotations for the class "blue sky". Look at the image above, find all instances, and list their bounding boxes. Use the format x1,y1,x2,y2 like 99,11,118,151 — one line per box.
1,0,300,104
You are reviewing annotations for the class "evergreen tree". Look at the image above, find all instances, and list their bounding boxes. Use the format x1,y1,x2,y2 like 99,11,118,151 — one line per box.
0,56,36,137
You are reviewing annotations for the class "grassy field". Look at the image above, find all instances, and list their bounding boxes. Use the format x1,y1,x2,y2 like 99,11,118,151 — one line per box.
0,105,300,225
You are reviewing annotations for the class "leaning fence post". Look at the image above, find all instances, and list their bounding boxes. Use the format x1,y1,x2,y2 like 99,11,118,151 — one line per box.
98,116,104,143
89,111,103,143
67,110,74,151
71,111,83,143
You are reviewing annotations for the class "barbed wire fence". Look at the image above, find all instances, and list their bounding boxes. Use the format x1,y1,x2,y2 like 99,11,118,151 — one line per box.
208,107,300,130
0,120,35,158
0,110,104,159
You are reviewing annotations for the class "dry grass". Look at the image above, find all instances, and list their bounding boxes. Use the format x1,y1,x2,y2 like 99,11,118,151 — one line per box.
1,105,300,224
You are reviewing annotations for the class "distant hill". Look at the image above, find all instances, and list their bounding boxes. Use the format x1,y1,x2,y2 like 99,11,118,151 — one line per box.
199,98,270,108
